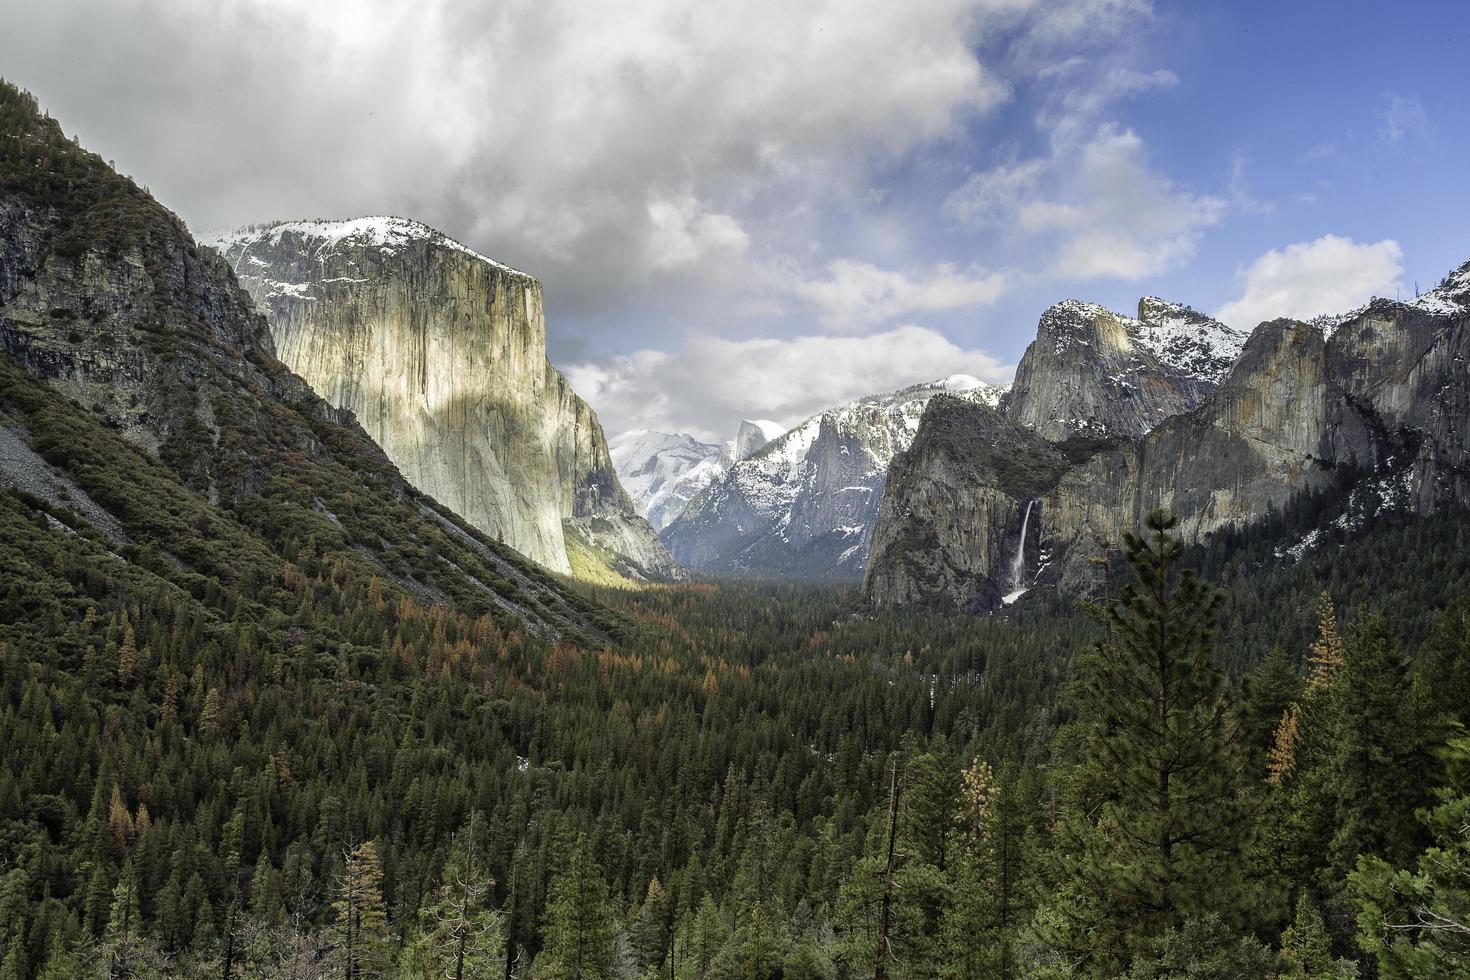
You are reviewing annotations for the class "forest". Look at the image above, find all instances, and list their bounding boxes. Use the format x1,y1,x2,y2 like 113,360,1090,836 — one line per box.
4,73,1470,980
5,472,1470,977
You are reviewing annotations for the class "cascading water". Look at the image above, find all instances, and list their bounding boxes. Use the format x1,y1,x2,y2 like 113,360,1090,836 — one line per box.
1009,499,1034,592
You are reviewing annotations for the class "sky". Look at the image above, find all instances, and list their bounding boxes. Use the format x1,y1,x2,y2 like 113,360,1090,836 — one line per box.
4,0,1468,441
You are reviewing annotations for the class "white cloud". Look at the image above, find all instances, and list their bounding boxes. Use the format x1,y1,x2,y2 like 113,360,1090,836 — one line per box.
792,260,1012,331
949,126,1224,281
1215,235,1404,330
0,0,1033,309
566,325,1012,441
644,196,750,272
944,159,1048,225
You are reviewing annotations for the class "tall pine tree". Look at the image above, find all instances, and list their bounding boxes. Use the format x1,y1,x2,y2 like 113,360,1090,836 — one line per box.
1042,509,1251,974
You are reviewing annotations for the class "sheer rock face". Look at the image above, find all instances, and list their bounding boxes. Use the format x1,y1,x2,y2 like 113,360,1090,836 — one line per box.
207,218,676,580
866,271,1470,610
864,397,1070,612
661,378,1005,580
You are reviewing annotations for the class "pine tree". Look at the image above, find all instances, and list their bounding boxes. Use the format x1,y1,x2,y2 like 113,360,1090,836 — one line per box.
632,875,670,972
941,758,1031,979
1042,509,1250,973
331,840,390,980
541,834,617,979
1278,894,1357,979
1328,614,1431,879
409,817,501,980
1352,735,1470,977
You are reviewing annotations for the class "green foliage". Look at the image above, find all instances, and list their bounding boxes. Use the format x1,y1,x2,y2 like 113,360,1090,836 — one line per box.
1351,737,1470,978
1043,509,1253,973
540,835,618,979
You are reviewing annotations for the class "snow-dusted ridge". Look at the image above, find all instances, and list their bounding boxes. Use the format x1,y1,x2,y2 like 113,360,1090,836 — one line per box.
1411,259,1470,317
203,216,532,279
661,375,1008,578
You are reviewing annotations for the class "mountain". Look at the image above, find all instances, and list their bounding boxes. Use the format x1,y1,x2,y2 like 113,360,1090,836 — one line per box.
865,267,1470,611
204,217,677,583
661,375,1005,579
0,82,622,644
611,419,786,531
1000,297,1245,440
610,429,723,530
722,418,785,465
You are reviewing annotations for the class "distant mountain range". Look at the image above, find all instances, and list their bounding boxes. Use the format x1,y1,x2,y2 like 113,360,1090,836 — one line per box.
610,418,785,532
648,376,1005,579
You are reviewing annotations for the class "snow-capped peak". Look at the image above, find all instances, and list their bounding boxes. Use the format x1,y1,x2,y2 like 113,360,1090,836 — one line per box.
1133,296,1246,384
203,216,531,279
746,419,787,442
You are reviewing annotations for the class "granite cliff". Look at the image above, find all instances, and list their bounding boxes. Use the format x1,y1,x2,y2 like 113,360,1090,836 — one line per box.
0,82,623,641
866,270,1470,611
206,218,676,582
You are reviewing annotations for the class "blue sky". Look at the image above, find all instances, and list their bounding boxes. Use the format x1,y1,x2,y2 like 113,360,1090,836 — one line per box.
3,0,1466,439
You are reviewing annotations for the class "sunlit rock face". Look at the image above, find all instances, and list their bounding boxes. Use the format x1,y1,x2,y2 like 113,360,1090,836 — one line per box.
208,217,677,580
1001,298,1245,441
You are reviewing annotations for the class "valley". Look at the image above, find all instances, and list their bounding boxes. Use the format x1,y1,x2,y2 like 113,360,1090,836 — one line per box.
3,39,1470,980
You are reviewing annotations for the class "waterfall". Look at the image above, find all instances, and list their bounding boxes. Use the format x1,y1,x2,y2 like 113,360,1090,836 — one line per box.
1009,499,1034,591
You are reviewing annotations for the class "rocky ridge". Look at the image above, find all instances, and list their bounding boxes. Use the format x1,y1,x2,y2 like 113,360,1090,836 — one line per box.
865,265,1470,611
1001,297,1245,441
0,82,620,641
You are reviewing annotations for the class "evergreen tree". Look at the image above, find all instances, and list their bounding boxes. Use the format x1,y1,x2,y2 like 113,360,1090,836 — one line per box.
332,841,390,980
1042,509,1251,973
1278,894,1357,979
540,835,617,979
404,818,501,980
1352,736,1470,977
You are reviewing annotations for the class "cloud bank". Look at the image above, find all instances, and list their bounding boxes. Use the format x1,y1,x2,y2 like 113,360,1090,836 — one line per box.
565,326,1013,442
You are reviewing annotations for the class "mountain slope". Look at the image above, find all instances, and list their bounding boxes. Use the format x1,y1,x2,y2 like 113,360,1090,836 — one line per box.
866,264,1470,610
205,217,677,582
0,80,622,645
1000,297,1244,440
662,376,1005,579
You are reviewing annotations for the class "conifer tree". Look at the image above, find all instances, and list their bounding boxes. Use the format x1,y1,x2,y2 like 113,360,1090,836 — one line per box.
408,816,501,980
1352,735,1470,977
332,840,390,980
540,834,616,979
1278,894,1357,979
1042,509,1249,973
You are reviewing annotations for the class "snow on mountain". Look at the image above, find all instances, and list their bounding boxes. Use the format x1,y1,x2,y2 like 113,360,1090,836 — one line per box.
1134,297,1247,384
661,376,1008,579
610,430,724,531
1411,259,1470,316
203,216,529,301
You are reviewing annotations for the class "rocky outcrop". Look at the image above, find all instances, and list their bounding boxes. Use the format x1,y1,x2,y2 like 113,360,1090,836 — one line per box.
866,266,1470,610
864,397,1071,611
662,376,1005,580
1001,298,1243,441
206,218,677,581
